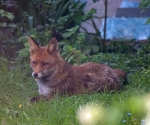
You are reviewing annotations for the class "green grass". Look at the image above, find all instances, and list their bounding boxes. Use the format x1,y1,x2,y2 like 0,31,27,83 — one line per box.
0,54,150,125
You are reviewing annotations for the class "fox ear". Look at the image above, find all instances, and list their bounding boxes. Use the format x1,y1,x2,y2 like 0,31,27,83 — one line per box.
47,38,58,53
28,36,40,54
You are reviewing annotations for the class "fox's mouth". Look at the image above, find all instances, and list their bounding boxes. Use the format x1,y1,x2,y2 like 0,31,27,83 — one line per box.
32,67,58,79
32,72,44,79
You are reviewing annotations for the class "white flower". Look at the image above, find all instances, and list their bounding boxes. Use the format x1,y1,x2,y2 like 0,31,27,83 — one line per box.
77,103,105,125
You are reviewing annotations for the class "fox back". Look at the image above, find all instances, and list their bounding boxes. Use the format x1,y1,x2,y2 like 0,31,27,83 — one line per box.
28,37,125,101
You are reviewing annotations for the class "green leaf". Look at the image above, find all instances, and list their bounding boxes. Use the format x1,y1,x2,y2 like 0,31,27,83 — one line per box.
74,50,87,61
0,22,7,27
78,53,87,60
83,8,97,20
62,26,79,38
139,0,150,8
0,9,4,14
90,8,97,14
66,25,79,32
91,55,100,63
0,10,6,17
24,42,29,48
57,16,69,25
7,13,14,20
77,33,86,42
62,32,74,38
17,48,29,59
58,42,67,46
146,18,150,24
17,36,28,43
63,44,69,51
0,9,14,20
92,45,100,54
44,31,51,37
67,45,73,51
84,48,91,55
68,55,75,62
8,23,17,28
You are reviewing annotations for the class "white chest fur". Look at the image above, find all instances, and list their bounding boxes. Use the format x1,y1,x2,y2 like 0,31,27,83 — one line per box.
37,81,52,96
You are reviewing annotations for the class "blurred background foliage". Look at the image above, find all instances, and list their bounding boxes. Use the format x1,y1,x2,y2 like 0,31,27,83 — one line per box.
139,0,150,24
0,0,99,58
0,0,150,70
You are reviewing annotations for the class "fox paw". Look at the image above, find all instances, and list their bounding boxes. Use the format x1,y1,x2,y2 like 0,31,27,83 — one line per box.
30,97,39,103
30,96,48,102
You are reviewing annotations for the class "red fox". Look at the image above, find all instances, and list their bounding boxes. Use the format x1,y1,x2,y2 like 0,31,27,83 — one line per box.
28,37,126,102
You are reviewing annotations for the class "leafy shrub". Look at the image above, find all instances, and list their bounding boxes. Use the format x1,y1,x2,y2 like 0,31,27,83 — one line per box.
139,0,150,24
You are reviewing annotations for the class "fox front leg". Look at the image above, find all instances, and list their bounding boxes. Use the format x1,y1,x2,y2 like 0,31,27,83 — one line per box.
30,94,54,103
30,95,45,103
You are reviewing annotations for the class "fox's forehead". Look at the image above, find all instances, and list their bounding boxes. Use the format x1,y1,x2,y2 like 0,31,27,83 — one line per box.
30,48,56,62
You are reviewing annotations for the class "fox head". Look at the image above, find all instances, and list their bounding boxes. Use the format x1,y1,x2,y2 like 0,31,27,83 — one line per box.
28,37,59,79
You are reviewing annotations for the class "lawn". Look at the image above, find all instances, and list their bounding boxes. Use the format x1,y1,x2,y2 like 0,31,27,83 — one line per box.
0,52,150,125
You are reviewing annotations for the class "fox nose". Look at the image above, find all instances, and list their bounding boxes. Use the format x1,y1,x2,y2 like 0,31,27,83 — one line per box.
33,73,38,78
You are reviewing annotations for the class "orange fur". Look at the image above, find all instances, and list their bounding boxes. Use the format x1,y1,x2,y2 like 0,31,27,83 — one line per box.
28,37,126,102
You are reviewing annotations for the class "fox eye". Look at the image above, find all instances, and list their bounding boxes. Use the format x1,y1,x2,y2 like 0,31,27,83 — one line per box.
43,62,49,66
32,61,37,65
